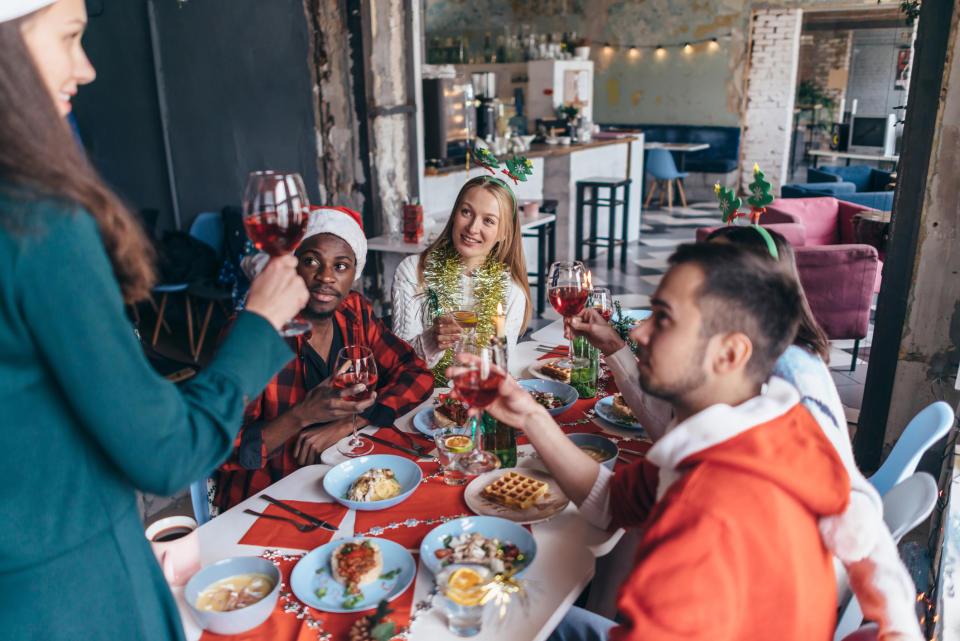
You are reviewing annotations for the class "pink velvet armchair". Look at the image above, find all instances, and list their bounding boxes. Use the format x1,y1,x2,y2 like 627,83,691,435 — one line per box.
696,216,878,371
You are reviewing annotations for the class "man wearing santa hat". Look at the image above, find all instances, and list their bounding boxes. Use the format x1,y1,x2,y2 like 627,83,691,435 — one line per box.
214,207,433,511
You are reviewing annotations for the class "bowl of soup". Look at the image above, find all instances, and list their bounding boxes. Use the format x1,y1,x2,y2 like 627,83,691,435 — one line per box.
185,556,281,634
567,433,618,470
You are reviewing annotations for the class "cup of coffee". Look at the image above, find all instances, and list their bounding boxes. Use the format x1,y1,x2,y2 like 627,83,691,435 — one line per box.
145,515,200,587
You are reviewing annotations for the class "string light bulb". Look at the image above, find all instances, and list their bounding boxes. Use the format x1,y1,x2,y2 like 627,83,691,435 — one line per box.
709,37,719,50
602,42,613,55
629,45,639,58
683,42,693,54
655,44,666,58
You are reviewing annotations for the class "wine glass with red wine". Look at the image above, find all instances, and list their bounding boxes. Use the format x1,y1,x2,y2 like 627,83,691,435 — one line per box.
242,170,311,336
334,345,378,457
450,339,504,475
589,287,612,322
548,261,590,368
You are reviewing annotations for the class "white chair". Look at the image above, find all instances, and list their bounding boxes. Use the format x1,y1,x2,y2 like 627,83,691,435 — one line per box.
833,472,938,640
868,401,954,497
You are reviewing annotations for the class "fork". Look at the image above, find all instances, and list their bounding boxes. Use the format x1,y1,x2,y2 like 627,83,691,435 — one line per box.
386,425,431,457
243,509,320,532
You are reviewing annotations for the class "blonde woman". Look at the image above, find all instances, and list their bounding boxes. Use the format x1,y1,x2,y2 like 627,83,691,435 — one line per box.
392,176,532,382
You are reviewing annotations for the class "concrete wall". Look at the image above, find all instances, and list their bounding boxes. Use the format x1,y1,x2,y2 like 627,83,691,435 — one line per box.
424,0,884,127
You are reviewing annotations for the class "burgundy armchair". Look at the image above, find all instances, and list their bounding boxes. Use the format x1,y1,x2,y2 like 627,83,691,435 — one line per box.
696,221,878,371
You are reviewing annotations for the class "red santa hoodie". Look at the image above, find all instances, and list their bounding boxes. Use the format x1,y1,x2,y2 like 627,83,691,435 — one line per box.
607,378,851,641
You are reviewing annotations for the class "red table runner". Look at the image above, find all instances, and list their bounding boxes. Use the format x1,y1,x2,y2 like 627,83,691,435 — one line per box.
238,500,349,550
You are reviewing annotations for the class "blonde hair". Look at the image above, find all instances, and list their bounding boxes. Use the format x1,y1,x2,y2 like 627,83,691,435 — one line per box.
418,176,532,332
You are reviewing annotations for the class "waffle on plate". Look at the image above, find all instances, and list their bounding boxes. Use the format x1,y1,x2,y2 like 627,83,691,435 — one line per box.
481,471,549,511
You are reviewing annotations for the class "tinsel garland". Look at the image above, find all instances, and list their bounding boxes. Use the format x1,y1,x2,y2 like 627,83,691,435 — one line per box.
421,243,508,385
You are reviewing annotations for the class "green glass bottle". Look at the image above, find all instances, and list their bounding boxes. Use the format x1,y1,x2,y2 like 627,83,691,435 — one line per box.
482,411,517,468
569,336,599,398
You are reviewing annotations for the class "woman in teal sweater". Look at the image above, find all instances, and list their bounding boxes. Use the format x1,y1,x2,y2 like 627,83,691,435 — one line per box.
0,1,309,638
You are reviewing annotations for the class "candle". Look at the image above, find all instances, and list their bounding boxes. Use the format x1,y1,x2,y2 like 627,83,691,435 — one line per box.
495,302,506,339
586,270,593,291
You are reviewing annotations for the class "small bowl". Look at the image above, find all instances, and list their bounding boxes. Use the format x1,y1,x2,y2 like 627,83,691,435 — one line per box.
517,378,578,416
322,454,422,511
185,556,281,635
567,433,618,470
557,136,571,145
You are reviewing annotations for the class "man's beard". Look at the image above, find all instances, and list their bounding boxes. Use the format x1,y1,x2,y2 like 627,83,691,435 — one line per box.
301,307,337,321
637,338,708,405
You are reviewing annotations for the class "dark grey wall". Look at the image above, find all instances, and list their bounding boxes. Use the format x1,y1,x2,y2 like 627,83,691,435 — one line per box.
150,0,321,226
73,1,174,233
73,0,320,233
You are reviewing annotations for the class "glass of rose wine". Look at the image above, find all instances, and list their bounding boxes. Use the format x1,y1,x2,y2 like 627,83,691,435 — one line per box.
450,338,504,475
589,287,612,322
242,170,311,336
334,345,378,457
548,261,590,368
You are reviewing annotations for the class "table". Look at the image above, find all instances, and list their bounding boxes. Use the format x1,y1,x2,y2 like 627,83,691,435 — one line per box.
174,340,650,641
852,209,891,258
643,142,709,172
367,212,557,318
808,149,899,169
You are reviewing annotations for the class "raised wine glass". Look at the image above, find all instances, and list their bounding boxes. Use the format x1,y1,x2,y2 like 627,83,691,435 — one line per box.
334,345,378,457
548,260,590,368
242,170,311,336
450,337,504,475
589,287,612,322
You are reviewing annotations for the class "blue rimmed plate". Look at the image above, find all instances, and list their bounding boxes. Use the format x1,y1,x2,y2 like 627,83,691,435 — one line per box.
517,378,578,414
593,395,644,430
419,516,537,577
290,538,416,613
412,406,470,439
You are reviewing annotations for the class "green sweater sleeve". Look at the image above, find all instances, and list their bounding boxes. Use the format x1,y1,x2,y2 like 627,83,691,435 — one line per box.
15,210,293,495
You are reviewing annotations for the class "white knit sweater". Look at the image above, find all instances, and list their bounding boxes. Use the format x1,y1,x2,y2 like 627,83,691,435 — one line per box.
391,254,527,368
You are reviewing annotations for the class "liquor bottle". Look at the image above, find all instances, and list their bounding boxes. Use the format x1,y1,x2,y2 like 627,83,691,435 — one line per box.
483,32,493,63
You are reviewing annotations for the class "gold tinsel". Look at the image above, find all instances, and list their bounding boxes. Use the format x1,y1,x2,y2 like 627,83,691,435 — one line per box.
421,243,508,385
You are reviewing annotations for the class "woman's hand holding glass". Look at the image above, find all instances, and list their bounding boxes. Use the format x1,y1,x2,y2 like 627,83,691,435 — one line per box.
431,314,463,351
446,353,546,430
244,255,310,331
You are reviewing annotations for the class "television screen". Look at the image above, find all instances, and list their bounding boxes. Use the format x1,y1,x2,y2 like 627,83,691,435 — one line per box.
850,117,888,147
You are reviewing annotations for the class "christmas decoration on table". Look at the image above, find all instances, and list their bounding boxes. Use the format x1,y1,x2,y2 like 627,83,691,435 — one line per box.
746,163,774,224
348,600,398,641
420,244,508,385
715,183,745,224
611,301,640,356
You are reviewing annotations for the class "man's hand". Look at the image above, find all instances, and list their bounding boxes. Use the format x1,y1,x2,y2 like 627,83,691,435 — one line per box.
446,358,548,429
290,366,377,428
244,256,310,331
430,314,463,351
565,308,626,355
293,418,356,465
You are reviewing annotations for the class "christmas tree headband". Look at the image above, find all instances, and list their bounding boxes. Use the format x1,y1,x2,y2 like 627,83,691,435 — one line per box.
714,163,778,261
470,147,535,218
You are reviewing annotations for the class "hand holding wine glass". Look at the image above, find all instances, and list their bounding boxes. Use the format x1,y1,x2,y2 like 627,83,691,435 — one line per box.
447,338,505,474
548,261,590,367
242,170,311,336
244,255,310,331
335,345,378,457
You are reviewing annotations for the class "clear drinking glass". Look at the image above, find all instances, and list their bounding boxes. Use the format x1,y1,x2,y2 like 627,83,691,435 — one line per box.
588,287,612,322
334,345,377,457
547,261,590,368
434,427,474,486
436,565,493,637
242,170,311,336
450,338,504,475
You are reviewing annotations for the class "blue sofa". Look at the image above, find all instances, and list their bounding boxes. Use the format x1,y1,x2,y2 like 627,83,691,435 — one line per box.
808,165,894,193
602,123,741,173
780,182,893,211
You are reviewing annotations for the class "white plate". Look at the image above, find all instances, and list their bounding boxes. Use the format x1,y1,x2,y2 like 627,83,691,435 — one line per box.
593,395,644,430
464,468,570,524
526,358,570,384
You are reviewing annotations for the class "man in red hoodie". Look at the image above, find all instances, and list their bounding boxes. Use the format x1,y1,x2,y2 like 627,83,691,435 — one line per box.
470,242,851,641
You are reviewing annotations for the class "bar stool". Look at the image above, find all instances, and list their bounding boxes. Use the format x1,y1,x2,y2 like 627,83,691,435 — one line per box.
574,177,631,269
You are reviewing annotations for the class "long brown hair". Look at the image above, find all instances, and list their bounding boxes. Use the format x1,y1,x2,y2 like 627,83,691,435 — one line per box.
704,225,831,363
0,17,155,303
418,176,532,332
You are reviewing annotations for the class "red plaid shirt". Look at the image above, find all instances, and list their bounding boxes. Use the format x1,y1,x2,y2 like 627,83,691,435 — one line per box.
214,291,433,511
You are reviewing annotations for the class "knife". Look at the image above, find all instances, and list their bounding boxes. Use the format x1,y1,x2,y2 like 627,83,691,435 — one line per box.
365,433,433,459
260,494,339,531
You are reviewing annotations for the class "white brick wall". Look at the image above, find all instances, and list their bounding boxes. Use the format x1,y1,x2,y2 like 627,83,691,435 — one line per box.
741,9,803,194
848,27,915,115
